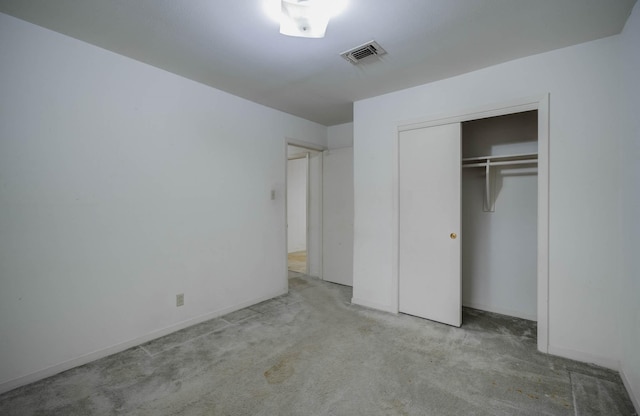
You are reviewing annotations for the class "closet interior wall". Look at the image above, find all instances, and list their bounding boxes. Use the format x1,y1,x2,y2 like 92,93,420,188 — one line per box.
461,111,538,321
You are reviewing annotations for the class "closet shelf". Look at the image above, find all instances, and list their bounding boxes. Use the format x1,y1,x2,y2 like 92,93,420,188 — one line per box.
462,152,538,212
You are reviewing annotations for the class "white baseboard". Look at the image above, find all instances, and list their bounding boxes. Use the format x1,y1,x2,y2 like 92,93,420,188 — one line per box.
351,297,397,314
547,344,620,371
0,289,286,395
620,367,640,414
462,301,537,321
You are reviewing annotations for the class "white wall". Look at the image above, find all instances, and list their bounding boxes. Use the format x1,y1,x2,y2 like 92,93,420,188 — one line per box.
353,33,622,368
327,122,354,149
287,157,307,253
619,2,640,410
462,112,538,320
0,13,326,393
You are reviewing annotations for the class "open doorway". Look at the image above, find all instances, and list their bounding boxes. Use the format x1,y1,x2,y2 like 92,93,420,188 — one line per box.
287,146,308,274
285,142,323,281
461,111,538,322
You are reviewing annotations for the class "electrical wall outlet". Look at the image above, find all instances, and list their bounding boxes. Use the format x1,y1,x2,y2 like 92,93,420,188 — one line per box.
176,293,184,307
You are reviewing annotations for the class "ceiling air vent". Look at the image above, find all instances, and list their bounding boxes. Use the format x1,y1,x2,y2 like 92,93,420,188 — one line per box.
340,41,386,64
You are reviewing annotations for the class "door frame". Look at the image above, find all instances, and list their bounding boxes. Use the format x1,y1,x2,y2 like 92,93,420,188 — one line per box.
284,139,325,281
391,95,550,353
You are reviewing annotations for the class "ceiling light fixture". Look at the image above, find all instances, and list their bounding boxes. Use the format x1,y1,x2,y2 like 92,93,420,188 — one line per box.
264,0,348,38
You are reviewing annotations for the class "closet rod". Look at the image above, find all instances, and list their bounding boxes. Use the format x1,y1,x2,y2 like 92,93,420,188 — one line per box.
463,156,538,212
462,159,538,168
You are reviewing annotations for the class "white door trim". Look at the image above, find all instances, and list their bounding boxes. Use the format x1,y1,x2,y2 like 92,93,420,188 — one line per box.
286,138,325,152
391,94,550,354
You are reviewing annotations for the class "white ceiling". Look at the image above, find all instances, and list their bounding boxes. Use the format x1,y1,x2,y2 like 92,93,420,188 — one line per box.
0,0,635,126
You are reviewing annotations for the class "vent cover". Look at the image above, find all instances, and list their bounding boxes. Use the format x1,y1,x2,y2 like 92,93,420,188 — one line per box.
340,41,386,64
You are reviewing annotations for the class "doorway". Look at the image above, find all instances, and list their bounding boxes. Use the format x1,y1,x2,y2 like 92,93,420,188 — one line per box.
461,111,538,321
285,143,323,280
287,146,309,274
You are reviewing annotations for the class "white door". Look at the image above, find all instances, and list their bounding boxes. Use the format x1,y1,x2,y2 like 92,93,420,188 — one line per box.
322,148,354,286
398,123,462,327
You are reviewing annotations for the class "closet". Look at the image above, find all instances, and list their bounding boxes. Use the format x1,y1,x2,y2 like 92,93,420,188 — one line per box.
461,111,538,321
398,110,538,326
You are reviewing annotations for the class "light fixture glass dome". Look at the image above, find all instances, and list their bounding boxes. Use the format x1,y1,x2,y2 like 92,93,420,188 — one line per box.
263,0,348,38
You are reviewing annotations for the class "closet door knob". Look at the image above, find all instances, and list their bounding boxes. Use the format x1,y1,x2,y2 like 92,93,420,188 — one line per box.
450,233,457,239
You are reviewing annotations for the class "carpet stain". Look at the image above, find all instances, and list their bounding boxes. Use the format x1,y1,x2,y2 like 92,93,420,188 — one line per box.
264,352,300,384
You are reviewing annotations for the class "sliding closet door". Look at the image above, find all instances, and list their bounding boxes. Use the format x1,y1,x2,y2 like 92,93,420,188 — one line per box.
399,123,461,327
